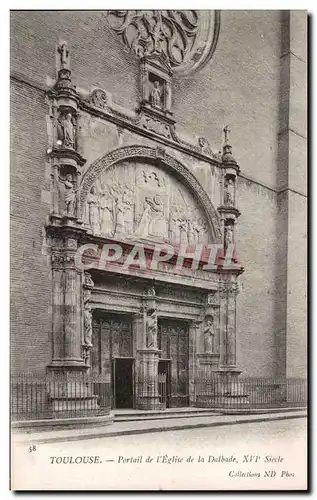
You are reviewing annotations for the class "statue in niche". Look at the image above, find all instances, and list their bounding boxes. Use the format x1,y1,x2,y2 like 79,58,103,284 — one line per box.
63,174,76,216
84,302,93,347
58,42,70,70
224,224,234,249
150,81,162,109
58,112,75,149
87,186,100,234
204,316,215,354
146,309,158,349
134,194,165,239
224,178,235,205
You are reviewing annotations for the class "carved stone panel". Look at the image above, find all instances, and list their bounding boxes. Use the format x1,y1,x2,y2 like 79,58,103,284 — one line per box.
84,160,211,245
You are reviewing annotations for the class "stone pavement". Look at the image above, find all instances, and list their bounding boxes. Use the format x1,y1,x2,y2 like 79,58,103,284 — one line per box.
12,408,307,446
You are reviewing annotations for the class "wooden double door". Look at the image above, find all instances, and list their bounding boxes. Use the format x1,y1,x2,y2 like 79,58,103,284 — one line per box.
91,313,189,409
158,319,189,407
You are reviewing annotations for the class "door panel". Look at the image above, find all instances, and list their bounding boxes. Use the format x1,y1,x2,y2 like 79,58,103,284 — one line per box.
113,358,134,409
91,313,133,408
158,320,189,407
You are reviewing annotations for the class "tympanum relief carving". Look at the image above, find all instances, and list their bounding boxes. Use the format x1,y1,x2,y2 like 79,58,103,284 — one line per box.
84,161,210,245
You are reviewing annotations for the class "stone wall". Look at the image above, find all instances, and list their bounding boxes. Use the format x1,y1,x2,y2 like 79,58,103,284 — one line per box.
10,78,52,373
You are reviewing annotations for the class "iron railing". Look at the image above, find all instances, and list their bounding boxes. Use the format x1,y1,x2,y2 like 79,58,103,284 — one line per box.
10,373,112,421
194,376,307,409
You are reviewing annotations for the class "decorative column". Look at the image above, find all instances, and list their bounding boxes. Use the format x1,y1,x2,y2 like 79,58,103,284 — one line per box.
217,125,241,266
215,280,248,403
82,272,94,367
189,319,201,406
136,286,162,410
46,237,110,417
47,41,86,226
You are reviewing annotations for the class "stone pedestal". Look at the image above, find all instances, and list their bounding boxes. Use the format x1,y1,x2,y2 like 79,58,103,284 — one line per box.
45,369,109,418
197,353,220,374
136,349,163,410
210,369,249,407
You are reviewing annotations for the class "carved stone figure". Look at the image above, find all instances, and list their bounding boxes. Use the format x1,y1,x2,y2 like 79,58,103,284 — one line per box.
150,81,162,109
58,42,69,70
187,219,196,246
113,196,126,236
84,303,93,347
146,286,155,297
224,224,234,248
146,309,158,349
134,194,165,239
204,316,215,353
84,272,94,289
59,113,75,149
63,174,76,216
99,193,114,235
87,186,100,234
225,178,235,205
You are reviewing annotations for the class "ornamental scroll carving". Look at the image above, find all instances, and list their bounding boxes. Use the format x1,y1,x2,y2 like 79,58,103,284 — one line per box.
105,10,220,75
89,89,108,110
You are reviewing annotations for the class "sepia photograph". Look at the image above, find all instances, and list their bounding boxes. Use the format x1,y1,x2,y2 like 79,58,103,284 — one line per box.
9,7,308,491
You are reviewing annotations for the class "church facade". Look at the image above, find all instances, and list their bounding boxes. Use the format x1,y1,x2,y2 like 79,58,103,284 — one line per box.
10,11,307,417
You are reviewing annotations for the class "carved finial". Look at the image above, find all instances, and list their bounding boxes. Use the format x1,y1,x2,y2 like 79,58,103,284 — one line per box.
223,125,230,144
55,41,75,91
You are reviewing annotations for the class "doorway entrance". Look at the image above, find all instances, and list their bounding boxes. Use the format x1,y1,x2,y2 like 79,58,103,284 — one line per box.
113,357,134,409
91,312,134,409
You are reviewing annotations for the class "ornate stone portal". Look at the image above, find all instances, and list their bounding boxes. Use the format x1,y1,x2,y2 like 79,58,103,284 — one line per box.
45,25,244,416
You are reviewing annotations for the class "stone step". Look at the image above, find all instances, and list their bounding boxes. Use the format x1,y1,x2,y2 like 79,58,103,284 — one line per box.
114,412,221,422
113,406,307,422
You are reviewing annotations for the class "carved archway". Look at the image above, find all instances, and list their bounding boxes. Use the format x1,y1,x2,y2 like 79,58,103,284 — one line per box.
78,145,222,241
